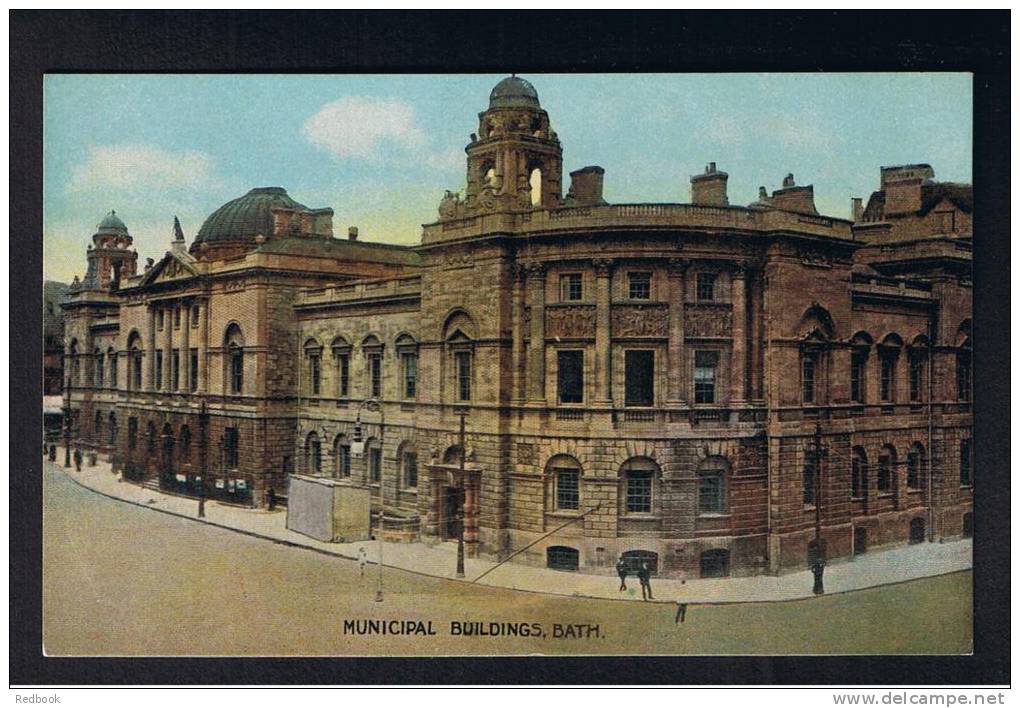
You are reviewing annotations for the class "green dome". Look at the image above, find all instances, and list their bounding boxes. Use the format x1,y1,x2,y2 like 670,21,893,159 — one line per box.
195,187,306,245
96,210,128,235
489,76,540,109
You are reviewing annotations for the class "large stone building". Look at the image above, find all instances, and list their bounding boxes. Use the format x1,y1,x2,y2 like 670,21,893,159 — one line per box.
44,279,69,396
62,76,973,577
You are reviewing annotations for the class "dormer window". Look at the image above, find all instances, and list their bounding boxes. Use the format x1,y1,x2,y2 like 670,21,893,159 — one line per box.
934,210,956,233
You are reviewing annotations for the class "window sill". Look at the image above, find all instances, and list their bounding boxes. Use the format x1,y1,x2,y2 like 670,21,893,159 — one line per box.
876,492,894,498
621,514,661,521
697,512,731,519
547,510,582,519
960,484,973,490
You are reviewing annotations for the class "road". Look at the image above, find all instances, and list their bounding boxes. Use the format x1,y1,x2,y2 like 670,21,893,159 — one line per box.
43,463,972,656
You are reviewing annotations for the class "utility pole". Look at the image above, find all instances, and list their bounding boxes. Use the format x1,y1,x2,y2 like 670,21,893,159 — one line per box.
456,413,466,579
809,422,827,595
197,400,208,518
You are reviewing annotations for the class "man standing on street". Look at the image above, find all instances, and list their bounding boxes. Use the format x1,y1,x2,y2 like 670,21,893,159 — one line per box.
638,562,653,601
616,555,628,591
675,580,688,623
358,547,368,577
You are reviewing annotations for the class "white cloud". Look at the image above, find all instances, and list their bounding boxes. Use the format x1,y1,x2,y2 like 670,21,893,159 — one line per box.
68,144,215,193
302,96,426,161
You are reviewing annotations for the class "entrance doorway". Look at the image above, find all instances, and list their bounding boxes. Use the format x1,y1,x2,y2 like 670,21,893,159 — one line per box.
909,517,925,544
443,486,463,540
160,423,175,487
853,527,868,555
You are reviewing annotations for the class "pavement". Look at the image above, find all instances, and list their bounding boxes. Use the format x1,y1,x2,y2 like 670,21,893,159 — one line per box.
48,448,972,605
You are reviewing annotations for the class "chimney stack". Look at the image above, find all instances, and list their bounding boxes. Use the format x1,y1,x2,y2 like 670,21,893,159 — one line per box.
348,226,359,241
851,197,863,222
690,162,729,206
566,166,606,207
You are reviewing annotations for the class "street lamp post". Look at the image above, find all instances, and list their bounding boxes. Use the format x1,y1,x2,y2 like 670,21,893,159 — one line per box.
197,400,208,518
355,397,384,603
456,413,466,579
809,422,828,595
62,404,72,468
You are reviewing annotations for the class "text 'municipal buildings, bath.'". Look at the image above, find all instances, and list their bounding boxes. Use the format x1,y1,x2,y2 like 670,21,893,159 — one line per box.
62,76,973,578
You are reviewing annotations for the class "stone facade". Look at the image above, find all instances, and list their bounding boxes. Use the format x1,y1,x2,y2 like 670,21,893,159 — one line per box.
63,76,973,578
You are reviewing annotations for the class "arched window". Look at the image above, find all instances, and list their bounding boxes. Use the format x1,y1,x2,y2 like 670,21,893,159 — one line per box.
619,457,659,515
546,454,582,512
331,336,352,398
697,457,729,514
334,434,351,479
878,334,903,403
94,348,104,387
907,442,925,490
127,332,143,391
878,444,897,492
224,324,244,394
529,166,543,206
956,322,972,402
395,334,419,400
849,332,873,404
851,446,868,499
306,432,322,475
107,347,118,388
179,425,191,464
700,549,730,578
108,412,117,446
908,335,929,403
94,410,103,441
366,437,382,484
361,335,383,399
304,338,323,396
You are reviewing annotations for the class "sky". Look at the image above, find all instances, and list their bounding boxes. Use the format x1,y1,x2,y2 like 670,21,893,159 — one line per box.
43,73,972,283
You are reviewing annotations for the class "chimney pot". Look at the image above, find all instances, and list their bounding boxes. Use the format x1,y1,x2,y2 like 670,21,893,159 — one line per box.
348,226,359,241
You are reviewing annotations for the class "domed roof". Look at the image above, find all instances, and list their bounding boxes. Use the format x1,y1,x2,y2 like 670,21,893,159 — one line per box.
489,76,540,109
194,187,306,245
96,210,128,235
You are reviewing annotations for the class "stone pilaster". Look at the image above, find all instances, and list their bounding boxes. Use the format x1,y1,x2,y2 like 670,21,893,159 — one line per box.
593,258,613,405
510,264,527,403
526,262,547,403
666,258,688,404
181,300,191,392
198,298,209,393
163,303,174,390
730,264,747,404
145,305,156,391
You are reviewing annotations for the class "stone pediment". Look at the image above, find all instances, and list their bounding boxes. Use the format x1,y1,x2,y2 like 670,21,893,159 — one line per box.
140,251,199,286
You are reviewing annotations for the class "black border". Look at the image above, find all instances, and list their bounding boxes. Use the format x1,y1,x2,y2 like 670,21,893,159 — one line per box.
10,10,1010,686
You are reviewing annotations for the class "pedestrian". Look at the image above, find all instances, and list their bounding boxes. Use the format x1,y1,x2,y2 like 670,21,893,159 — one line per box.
73,447,82,472
675,580,688,624
638,562,653,601
358,546,368,577
616,555,628,591
266,486,276,511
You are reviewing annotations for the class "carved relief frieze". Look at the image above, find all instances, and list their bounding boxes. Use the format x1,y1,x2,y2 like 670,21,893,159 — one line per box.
545,305,596,339
612,304,669,337
516,442,537,467
684,303,733,338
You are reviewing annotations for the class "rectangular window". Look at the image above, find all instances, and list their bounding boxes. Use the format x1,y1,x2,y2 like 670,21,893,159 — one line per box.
851,455,865,498
157,310,165,331
560,273,582,301
456,351,472,401
880,355,895,402
909,357,924,402
956,351,971,401
960,439,972,486
694,350,718,404
110,354,118,388
699,473,724,513
224,427,239,469
171,349,180,391
309,353,321,395
907,451,921,489
802,352,817,404
191,304,200,328
934,210,956,233
132,352,142,390
338,354,350,397
696,272,717,301
555,468,580,510
850,351,866,403
402,352,418,399
189,348,198,391
624,350,654,406
230,349,243,394
368,354,382,398
173,307,181,329
557,350,584,404
154,351,163,390
404,451,418,488
369,447,382,483
628,272,651,300
96,355,104,387
626,471,653,513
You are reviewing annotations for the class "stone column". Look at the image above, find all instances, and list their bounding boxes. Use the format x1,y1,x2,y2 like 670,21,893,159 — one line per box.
145,304,156,391
510,264,526,403
593,258,613,405
163,302,174,391
730,264,748,404
526,263,547,403
198,298,209,393
181,300,191,392
666,258,688,404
